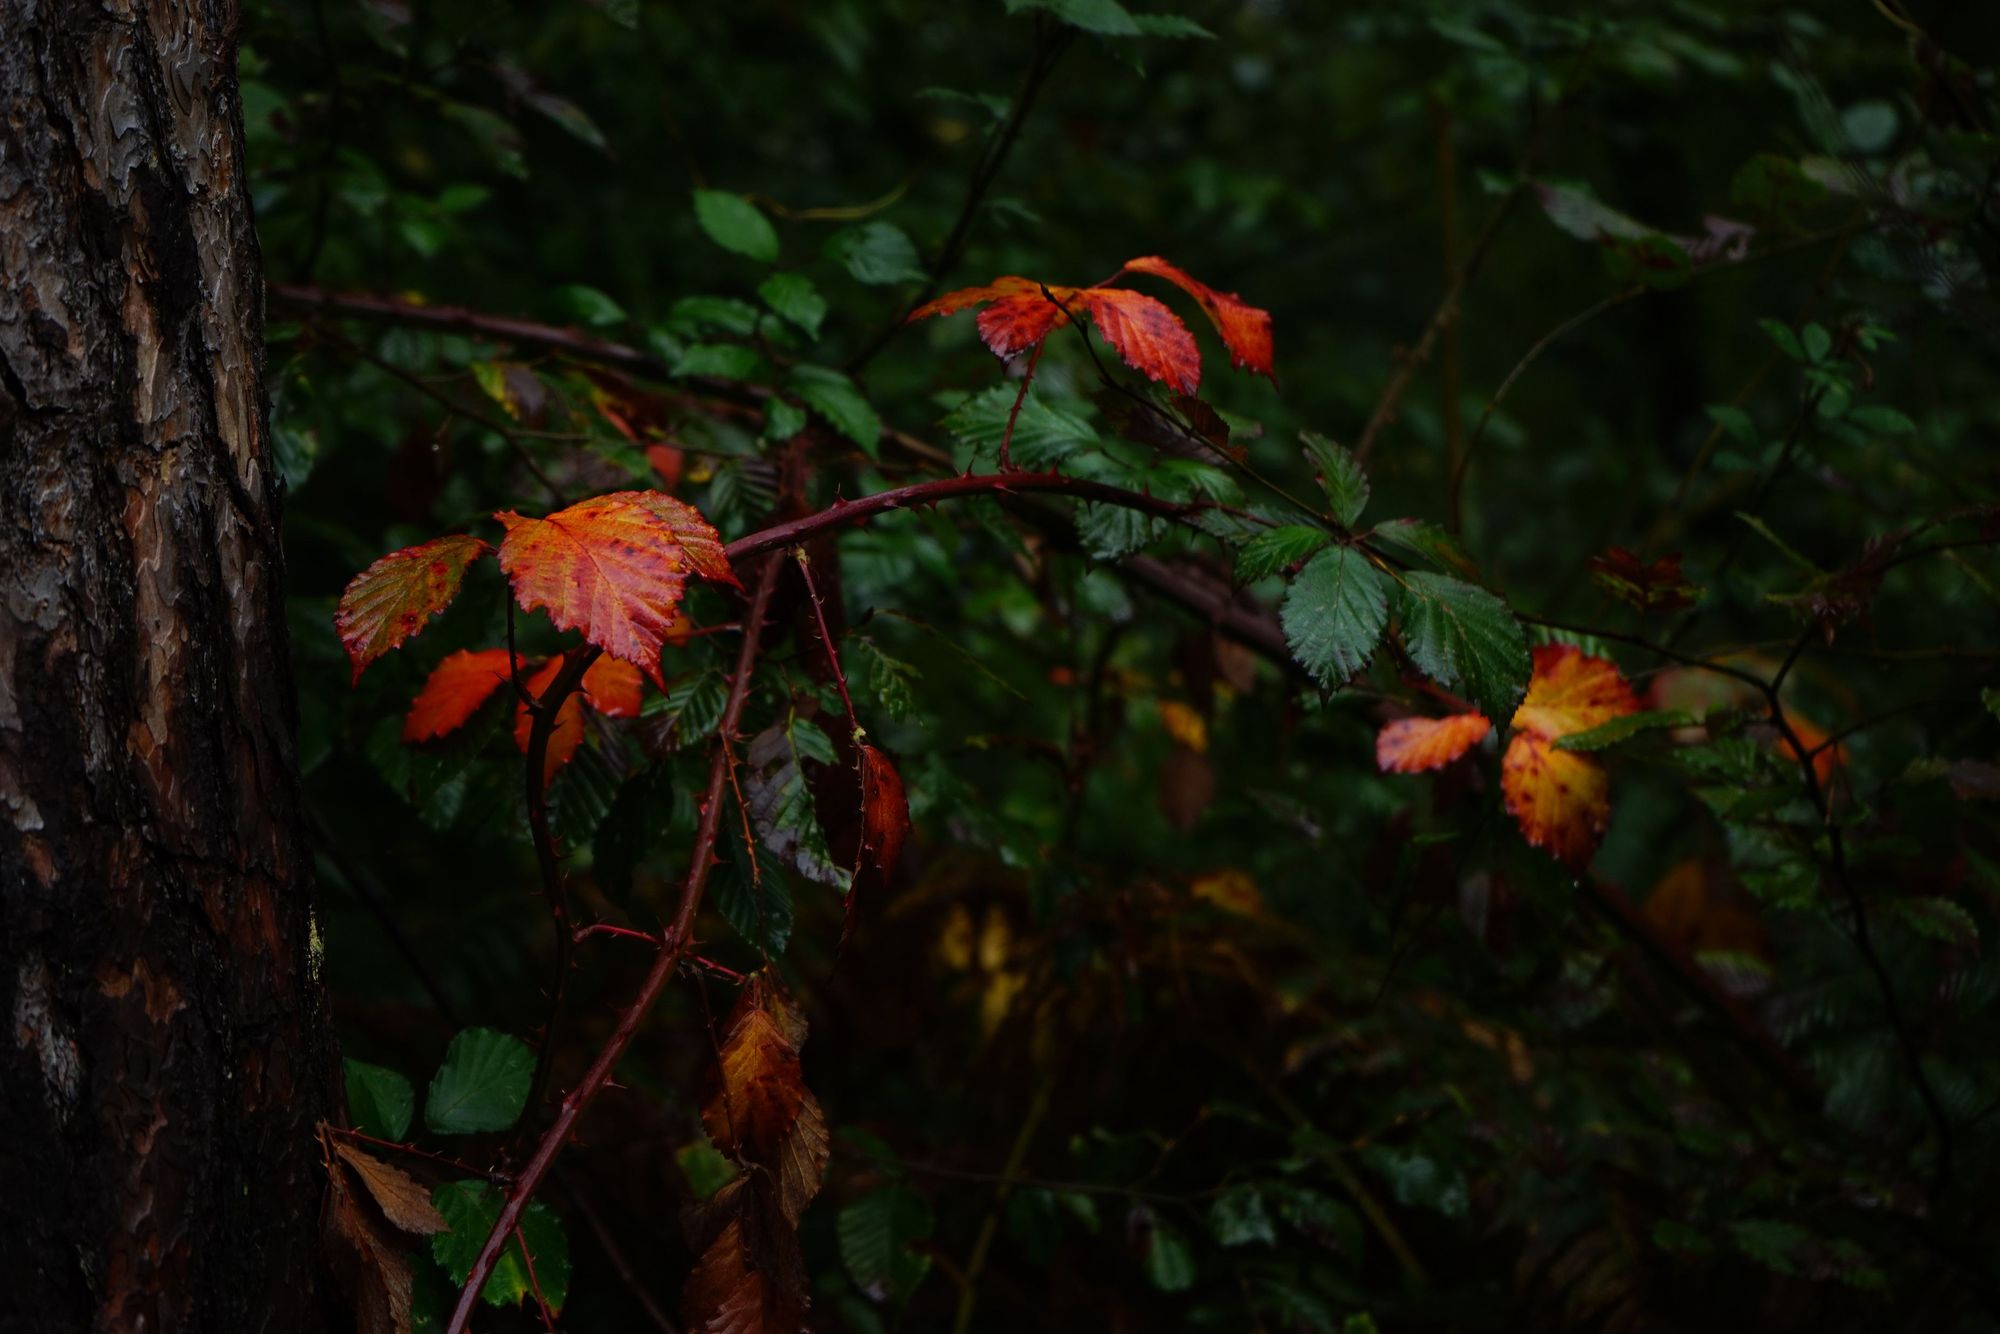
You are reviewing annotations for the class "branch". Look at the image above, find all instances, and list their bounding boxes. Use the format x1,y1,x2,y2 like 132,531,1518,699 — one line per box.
443,554,785,1334
723,472,1196,563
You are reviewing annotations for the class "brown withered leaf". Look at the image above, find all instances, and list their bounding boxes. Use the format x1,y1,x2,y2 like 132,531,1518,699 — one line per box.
1774,529,1907,643
1587,546,1701,615
322,1141,416,1334
682,1178,809,1334
1158,744,1215,830
331,1139,449,1236
701,980,827,1229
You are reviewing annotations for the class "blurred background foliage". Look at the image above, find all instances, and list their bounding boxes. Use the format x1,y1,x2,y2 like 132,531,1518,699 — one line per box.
247,0,2000,1328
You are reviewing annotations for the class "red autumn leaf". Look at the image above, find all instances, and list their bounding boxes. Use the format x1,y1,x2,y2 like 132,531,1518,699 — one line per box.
335,534,490,683
514,657,586,785
403,648,520,743
858,744,909,882
1588,546,1701,614
581,655,644,718
1120,255,1276,381
495,491,729,688
1075,287,1201,395
910,258,1273,397
1500,645,1640,868
1376,712,1493,773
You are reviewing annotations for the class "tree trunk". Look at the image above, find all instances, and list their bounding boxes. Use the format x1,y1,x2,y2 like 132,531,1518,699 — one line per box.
0,3,331,1330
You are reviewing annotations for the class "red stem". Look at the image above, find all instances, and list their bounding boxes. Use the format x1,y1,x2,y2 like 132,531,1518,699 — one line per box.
442,554,785,1334
515,1223,558,1332
998,341,1044,471
793,547,861,740
724,471,1193,564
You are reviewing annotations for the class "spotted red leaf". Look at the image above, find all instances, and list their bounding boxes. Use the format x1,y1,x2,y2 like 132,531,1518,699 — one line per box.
1376,712,1492,773
403,648,520,742
1120,255,1276,381
335,534,490,683
513,657,586,785
495,491,728,688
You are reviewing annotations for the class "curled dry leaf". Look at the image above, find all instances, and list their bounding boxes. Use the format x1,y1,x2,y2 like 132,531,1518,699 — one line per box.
336,534,490,683
857,744,910,884
682,1178,809,1334
701,977,828,1226
496,490,731,689
331,1139,450,1236
321,1127,432,1334
1376,712,1492,773
403,648,520,743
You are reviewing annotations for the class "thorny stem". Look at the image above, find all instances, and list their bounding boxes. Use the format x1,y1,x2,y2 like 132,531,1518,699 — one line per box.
325,1125,502,1184
515,1223,558,1332
519,645,600,1142
998,339,1044,471
443,554,783,1334
793,546,861,741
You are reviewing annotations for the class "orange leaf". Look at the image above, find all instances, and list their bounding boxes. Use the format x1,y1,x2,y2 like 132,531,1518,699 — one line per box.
581,655,644,718
681,1179,808,1334
1076,288,1201,395
1120,255,1276,381
976,291,1073,359
1500,731,1611,868
1509,643,1641,741
403,648,520,743
701,979,827,1225
514,657,586,785
495,491,726,688
335,534,490,683
1376,712,1492,773
1501,645,1640,868
858,744,909,883
1777,714,1847,786
907,276,1044,321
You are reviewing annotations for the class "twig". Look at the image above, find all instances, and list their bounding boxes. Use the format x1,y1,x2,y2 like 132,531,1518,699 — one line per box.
514,1223,558,1332
519,646,599,1137
443,554,784,1334
793,546,860,741
1354,184,1526,462
950,1072,1053,1334
558,1172,679,1333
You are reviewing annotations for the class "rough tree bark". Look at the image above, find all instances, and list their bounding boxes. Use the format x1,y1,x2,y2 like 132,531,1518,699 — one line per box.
0,3,331,1331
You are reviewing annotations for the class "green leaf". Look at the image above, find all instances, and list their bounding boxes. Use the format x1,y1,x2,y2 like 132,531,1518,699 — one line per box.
1236,525,1333,583
788,364,882,456
1394,572,1530,721
1706,404,1758,446
425,1028,534,1135
1143,1219,1197,1291
745,720,851,892
1006,0,1141,37
1984,686,2000,724
1553,709,1695,752
1130,13,1214,38
764,397,808,442
1801,322,1832,363
554,283,625,328
432,1180,571,1311
824,221,926,285
674,343,765,382
1300,431,1368,526
1281,547,1390,688
941,384,1098,469
1367,518,1479,580
758,272,827,339
1758,318,1805,362
692,189,779,262
344,1059,414,1141
712,825,795,955
1728,1219,1807,1277
667,295,762,337
676,1137,739,1200
1209,1185,1277,1247
838,1184,935,1307
1077,502,1163,560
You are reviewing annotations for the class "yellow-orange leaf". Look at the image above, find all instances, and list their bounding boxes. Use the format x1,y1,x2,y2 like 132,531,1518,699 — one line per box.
403,648,519,743
1500,645,1639,868
1500,732,1611,868
514,657,585,785
495,491,726,688
336,534,490,683
1376,712,1492,773
1121,255,1276,381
